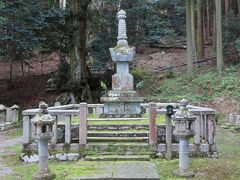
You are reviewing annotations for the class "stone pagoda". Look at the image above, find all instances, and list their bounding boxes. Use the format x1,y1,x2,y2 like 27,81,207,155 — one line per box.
101,9,143,118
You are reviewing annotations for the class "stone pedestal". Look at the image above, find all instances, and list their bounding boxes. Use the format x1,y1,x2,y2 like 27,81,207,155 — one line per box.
173,139,194,178
33,140,56,180
101,90,143,118
101,10,143,118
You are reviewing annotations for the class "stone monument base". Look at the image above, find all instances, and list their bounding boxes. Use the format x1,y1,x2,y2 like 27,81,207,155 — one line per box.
100,90,143,118
32,170,56,180
173,168,195,178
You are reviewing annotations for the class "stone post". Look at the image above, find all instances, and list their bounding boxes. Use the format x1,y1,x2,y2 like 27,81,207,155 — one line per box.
11,104,20,123
179,138,190,171
165,105,174,160
79,103,87,145
6,108,13,122
23,115,31,144
51,116,58,145
65,116,71,144
149,102,157,145
207,114,217,153
0,104,7,124
235,115,240,125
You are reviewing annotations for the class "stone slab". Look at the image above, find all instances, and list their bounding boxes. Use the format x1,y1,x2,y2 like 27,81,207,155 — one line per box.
113,162,160,180
65,161,160,180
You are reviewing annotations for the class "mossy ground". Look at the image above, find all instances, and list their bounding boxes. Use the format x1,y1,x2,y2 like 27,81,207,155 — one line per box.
154,125,240,180
71,114,166,125
2,125,240,179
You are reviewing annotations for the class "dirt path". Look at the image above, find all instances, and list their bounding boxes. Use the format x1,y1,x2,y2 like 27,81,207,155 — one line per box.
0,130,22,178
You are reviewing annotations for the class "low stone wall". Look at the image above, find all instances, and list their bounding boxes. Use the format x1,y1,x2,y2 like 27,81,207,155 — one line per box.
22,103,217,157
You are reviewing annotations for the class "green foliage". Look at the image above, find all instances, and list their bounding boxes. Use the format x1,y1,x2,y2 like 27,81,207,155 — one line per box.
223,13,240,54
0,0,71,61
136,81,144,90
89,0,185,67
100,81,107,90
235,38,240,55
140,65,240,104
0,0,41,59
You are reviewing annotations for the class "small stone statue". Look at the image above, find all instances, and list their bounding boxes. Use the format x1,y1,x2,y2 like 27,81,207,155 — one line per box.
38,101,48,115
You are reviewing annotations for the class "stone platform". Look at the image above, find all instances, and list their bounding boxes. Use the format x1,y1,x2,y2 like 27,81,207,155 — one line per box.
101,90,143,118
66,161,160,180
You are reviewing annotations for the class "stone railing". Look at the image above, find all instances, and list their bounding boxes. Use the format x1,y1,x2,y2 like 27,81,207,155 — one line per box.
22,103,217,155
0,104,20,131
156,105,217,155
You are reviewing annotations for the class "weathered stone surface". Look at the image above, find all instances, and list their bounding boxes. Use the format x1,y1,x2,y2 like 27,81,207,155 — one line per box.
0,105,7,123
158,143,210,154
67,153,79,161
112,74,133,90
32,170,56,180
22,155,30,162
113,161,159,179
103,102,142,115
228,113,236,124
29,154,39,162
235,115,240,125
55,153,67,161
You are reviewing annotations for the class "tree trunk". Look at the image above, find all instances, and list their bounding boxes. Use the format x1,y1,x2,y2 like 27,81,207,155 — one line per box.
196,0,204,59
225,0,229,19
186,0,194,76
71,0,92,102
212,6,216,54
215,0,224,75
191,0,197,61
9,56,13,82
206,0,211,39
238,0,240,16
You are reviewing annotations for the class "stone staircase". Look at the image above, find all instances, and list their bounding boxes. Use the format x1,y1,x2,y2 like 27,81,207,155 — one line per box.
84,118,156,161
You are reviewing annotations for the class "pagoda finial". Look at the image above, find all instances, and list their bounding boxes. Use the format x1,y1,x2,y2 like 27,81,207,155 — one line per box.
117,9,128,46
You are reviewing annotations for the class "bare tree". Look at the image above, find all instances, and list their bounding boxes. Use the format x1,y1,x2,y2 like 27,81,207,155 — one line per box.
186,0,194,76
196,0,204,59
215,0,223,75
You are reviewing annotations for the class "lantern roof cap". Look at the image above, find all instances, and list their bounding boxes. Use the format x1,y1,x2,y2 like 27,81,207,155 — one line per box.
31,101,55,125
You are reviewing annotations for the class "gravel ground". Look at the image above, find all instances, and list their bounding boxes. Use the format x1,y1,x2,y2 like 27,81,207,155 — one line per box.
0,130,22,178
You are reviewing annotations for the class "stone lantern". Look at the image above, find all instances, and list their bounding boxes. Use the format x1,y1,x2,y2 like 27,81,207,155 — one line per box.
0,104,7,124
32,102,56,180
172,99,196,178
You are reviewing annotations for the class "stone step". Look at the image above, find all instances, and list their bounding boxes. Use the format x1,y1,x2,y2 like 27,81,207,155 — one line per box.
88,118,147,121
87,131,148,137
86,143,156,156
84,155,150,161
88,124,149,131
87,137,149,143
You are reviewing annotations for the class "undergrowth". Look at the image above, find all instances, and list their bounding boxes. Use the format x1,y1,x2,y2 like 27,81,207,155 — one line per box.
133,65,240,105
